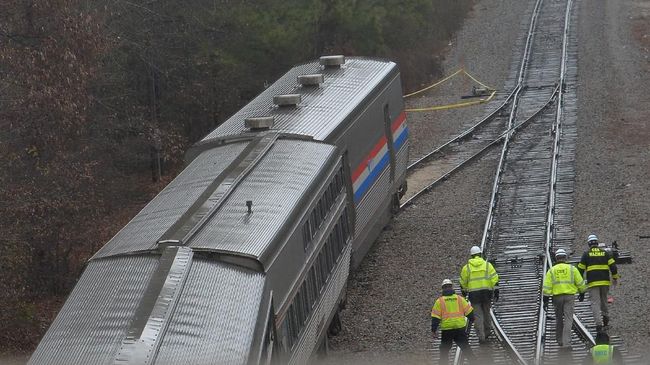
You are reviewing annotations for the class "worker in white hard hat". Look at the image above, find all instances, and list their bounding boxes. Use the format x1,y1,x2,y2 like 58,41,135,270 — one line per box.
577,234,620,332
543,248,587,348
459,245,499,343
431,279,476,365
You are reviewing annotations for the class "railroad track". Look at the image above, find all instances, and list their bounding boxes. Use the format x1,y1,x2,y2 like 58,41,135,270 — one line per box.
397,0,640,363
400,0,633,363
400,90,514,208
448,0,589,363
399,0,553,210
448,0,637,364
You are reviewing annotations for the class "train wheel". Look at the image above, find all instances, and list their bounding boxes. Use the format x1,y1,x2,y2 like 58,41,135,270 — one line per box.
314,333,329,359
328,312,342,336
397,180,407,198
391,192,402,215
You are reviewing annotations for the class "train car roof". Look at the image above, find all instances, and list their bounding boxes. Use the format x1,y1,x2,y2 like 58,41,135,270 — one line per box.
92,137,338,269
29,253,266,365
199,57,399,143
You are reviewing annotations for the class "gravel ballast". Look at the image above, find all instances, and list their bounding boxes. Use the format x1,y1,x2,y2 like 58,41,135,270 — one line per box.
327,0,648,362
574,0,650,355
326,0,531,363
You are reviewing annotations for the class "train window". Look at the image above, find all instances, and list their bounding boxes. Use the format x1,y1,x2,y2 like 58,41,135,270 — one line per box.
313,258,321,290
309,211,317,236
305,271,313,308
330,226,338,254
308,269,318,307
302,223,311,251
300,286,307,321
323,190,331,211
325,236,334,271
296,290,305,326
329,234,338,265
288,305,297,348
319,252,328,285
318,254,327,288
318,199,324,220
281,318,290,351
342,210,350,241
317,200,324,225
300,287,309,322
335,224,344,253
313,207,321,230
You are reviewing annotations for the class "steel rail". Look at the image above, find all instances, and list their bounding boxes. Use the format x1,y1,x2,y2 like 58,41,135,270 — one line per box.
537,0,596,362
479,0,545,255
451,0,547,363
450,0,599,362
404,0,545,214
400,0,609,361
400,85,557,210
534,0,573,362
406,87,518,171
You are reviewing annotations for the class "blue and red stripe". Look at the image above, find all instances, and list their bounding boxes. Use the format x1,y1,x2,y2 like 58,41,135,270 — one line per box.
352,112,408,203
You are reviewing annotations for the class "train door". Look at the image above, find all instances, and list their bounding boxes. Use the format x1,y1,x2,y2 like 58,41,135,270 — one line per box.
383,103,396,182
341,151,356,235
259,302,279,365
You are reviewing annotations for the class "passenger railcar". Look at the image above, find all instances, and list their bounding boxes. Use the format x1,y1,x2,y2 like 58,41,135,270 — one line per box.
29,56,408,365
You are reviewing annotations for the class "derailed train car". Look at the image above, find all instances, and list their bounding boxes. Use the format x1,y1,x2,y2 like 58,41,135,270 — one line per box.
29,56,408,365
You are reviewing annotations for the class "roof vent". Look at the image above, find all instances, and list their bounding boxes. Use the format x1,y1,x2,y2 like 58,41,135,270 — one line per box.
320,55,345,68
245,116,274,130
298,74,324,86
273,94,301,107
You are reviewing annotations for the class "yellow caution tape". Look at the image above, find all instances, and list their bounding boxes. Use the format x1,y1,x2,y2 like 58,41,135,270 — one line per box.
403,69,465,98
404,68,496,112
463,69,493,90
404,90,496,112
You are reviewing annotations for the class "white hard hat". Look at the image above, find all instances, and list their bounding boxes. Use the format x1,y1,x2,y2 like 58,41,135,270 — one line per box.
587,234,598,243
441,279,453,287
470,246,482,256
555,248,568,258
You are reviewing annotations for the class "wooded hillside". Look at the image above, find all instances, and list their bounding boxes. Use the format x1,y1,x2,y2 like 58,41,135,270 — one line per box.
0,0,472,351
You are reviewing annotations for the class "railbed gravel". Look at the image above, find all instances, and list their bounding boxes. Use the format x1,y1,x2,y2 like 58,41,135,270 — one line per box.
325,0,531,363
325,0,648,362
574,0,650,356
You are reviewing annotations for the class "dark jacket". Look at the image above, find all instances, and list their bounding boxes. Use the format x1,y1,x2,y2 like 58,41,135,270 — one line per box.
577,247,620,287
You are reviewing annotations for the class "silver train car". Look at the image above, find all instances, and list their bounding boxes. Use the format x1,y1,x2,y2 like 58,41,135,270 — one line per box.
29,56,408,365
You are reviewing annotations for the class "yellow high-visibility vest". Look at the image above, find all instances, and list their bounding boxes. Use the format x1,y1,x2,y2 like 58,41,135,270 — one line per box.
459,257,498,292
543,263,587,296
431,294,473,330
591,344,614,364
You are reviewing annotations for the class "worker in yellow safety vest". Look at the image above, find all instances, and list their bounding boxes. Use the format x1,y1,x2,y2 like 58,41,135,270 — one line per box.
459,245,499,343
431,279,476,365
584,332,624,364
543,248,587,348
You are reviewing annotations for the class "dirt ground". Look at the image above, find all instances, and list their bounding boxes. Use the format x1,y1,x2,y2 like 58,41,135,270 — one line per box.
0,354,29,365
326,0,531,363
574,0,650,354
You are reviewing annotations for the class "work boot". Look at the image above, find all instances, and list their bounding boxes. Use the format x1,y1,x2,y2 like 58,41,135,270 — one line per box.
603,316,609,327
